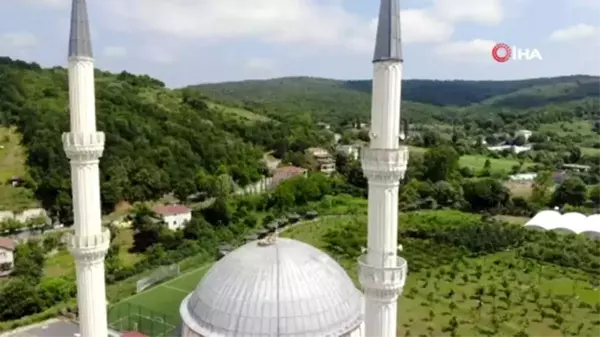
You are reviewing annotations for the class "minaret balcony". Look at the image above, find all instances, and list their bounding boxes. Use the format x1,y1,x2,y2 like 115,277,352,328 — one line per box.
358,254,407,292
361,147,409,181
63,227,110,261
62,131,105,161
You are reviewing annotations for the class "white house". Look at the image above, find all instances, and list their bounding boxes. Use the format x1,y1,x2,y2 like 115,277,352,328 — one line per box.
515,129,533,141
337,144,360,161
0,237,15,276
306,147,336,174
152,204,192,231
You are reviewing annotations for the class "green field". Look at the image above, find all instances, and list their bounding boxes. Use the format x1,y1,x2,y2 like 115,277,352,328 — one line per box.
0,126,38,211
409,146,531,173
205,101,271,122
107,263,213,336
284,216,600,337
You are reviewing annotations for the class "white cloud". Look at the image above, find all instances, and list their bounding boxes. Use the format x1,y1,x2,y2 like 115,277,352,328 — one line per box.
98,0,505,55
0,33,38,49
103,46,127,58
549,24,600,42
572,0,600,9
100,0,372,53
244,58,278,78
24,0,68,8
141,45,174,64
401,9,454,43
245,58,275,71
433,0,504,25
435,39,497,62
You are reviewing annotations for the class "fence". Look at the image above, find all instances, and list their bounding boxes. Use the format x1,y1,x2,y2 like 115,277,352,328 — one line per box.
136,264,180,293
108,302,179,337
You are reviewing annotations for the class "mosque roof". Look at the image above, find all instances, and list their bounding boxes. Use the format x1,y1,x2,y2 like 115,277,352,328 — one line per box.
180,238,363,337
373,0,403,62
69,0,93,58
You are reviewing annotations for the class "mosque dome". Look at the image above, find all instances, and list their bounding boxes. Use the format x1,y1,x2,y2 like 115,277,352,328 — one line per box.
179,237,364,337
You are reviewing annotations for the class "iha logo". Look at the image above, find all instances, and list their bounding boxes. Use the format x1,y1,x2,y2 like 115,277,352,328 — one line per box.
491,43,543,63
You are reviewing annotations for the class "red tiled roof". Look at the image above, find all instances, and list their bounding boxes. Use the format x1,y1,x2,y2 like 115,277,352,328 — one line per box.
0,237,15,251
274,166,306,175
152,204,191,216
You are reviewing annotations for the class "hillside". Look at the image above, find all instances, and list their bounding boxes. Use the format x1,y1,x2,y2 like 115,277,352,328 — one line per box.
191,75,600,126
0,57,286,219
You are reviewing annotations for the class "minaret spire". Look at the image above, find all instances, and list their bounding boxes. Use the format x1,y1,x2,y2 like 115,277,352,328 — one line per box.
69,0,93,58
359,0,408,336
63,1,109,337
373,0,403,63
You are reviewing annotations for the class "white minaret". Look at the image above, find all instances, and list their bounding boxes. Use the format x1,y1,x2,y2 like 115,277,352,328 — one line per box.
62,1,110,337
358,1,408,336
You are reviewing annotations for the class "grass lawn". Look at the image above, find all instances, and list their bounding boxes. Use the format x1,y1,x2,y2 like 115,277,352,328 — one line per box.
107,263,213,336
408,146,532,173
0,127,38,210
582,147,600,157
44,228,143,277
539,121,600,149
459,155,529,172
205,101,271,122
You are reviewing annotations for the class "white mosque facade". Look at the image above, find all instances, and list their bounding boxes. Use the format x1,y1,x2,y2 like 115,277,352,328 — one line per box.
524,210,600,239
64,0,407,336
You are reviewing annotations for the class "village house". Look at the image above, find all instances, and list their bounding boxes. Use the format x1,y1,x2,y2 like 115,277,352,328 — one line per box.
515,129,533,141
306,147,336,174
271,166,308,188
336,144,360,161
152,204,192,231
0,237,15,276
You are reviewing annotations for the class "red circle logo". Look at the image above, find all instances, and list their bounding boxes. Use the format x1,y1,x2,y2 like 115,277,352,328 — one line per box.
492,43,511,63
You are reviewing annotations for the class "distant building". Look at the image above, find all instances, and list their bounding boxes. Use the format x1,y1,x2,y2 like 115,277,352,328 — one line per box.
316,122,331,130
509,173,537,182
152,204,192,231
306,147,336,174
487,145,531,154
337,144,360,161
0,208,48,224
0,237,15,276
562,163,591,172
515,129,533,141
271,166,307,188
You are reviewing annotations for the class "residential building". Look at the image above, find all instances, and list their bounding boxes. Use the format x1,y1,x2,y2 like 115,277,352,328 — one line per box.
306,147,336,174
509,173,537,182
271,166,308,188
337,144,360,161
152,204,192,230
0,236,15,276
487,144,532,154
563,163,591,172
515,129,533,141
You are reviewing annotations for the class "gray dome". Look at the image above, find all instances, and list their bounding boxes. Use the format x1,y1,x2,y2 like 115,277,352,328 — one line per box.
180,238,363,337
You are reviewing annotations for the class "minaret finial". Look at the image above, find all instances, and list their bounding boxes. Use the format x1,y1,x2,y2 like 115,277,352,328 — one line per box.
69,0,93,58
373,0,402,63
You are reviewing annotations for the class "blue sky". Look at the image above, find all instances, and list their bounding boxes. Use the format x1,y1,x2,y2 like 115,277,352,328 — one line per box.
0,0,599,87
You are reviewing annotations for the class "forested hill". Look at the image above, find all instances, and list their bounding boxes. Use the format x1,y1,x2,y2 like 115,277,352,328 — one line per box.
190,75,600,125
0,57,327,221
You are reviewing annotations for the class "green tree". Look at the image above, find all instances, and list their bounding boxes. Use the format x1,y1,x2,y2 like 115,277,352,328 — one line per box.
551,176,587,206
422,146,460,182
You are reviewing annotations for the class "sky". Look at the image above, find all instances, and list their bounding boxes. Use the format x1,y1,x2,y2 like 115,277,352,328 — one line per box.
0,0,599,87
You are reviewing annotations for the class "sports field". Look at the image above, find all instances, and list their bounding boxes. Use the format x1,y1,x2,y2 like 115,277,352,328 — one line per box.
107,263,214,337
